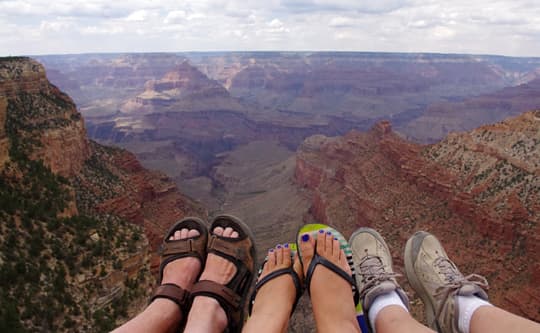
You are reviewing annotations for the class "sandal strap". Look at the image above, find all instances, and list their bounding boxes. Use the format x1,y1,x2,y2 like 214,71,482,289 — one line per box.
249,267,303,315
306,253,355,295
208,235,252,263
256,267,302,296
191,280,243,310
158,218,208,284
151,283,190,312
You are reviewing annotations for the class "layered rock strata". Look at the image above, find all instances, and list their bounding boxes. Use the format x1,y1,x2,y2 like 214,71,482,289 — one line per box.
295,112,540,321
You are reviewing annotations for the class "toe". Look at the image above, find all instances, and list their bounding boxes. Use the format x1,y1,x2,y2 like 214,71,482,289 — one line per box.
283,244,292,266
275,244,284,266
187,228,200,238
292,253,303,281
231,231,239,238
213,226,224,236
316,229,326,255
332,237,341,259
180,228,189,239
325,231,334,255
299,233,315,271
174,230,182,240
267,248,277,270
339,249,352,274
223,227,234,237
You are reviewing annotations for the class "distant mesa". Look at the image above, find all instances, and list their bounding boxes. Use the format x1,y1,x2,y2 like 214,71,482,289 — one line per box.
121,61,244,115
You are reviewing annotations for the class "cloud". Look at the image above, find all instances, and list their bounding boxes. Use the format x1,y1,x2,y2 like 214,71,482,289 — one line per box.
125,10,150,22
328,16,355,28
0,0,539,56
281,0,408,14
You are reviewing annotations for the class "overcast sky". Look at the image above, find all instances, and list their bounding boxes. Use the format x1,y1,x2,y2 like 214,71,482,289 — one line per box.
1,0,539,57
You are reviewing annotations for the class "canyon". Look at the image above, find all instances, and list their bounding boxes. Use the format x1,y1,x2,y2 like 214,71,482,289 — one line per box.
295,112,539,321
0,57,203,331
1,52,539,330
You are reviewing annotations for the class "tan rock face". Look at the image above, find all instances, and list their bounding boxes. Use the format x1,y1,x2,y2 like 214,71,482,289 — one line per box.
295,111,540,321
0,58,91,177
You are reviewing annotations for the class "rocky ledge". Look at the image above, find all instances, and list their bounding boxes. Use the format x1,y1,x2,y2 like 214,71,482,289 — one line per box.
295,112,540,321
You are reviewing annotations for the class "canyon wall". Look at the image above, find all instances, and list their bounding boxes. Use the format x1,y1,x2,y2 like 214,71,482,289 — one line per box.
0,57,205,331
295,112,540,321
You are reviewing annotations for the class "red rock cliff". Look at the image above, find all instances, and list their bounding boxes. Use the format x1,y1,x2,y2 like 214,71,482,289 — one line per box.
295,112,540,321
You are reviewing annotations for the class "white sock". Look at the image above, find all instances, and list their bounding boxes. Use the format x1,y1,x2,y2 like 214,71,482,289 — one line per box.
368,291,408,332
457,295,492,333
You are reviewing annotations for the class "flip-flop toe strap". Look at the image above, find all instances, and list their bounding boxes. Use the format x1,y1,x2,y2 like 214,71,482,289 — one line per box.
305,253,355,295
250,267,303,315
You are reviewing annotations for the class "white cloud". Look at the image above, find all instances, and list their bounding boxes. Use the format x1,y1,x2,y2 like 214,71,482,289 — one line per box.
164,10,186,24
125,10,150,22
0,0,539,56
329,16,354,28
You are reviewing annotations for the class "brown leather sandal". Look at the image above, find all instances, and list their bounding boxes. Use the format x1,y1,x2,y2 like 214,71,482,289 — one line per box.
150,217,208,315
190,215,257,333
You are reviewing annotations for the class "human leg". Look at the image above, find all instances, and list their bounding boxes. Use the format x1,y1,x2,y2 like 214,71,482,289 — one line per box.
113,218,207,333
298,228,361,333
404,231,540,333
243,243,303,333
350,227,434,333
469,305,540,333
184,215,257,333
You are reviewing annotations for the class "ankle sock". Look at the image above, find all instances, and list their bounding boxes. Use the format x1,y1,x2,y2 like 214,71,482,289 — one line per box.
368,290,408,332
457,295,492,333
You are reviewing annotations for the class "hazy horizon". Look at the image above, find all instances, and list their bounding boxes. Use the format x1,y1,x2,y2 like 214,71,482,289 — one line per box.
1,0,540,57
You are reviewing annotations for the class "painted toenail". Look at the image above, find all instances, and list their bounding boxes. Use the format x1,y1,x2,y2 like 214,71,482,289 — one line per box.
277,244,282,249
269,248,274,252
326,231,332,235
319,229,324,234
334,237,338,240
301,234,310,242
284,243,289,248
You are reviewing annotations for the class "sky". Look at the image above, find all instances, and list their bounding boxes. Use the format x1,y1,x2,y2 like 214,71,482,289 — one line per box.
1,0,540,57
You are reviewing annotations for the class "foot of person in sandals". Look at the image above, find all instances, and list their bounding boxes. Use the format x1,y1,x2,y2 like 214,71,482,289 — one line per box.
299,230,362,333
162,228,203,291
245,244,304,332
185,226,237,331
186,216,257,333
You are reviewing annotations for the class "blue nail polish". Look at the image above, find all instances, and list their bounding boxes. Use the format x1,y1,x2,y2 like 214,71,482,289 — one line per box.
301,234,310,242
284,243,289,248
326,231,332,235
269,248,274,252
319,229,325,234
334,237,338,240
277,244,282,249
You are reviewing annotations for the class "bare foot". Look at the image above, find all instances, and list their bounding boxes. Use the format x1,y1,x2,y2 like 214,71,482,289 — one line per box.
184,226,240,333
112,227,203,333
162,228,202,290
299,230,360,333
244,244,303,333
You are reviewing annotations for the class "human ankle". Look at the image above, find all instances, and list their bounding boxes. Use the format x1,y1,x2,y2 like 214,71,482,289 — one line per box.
188,296,228,331
457,295,492,333
368,290,408,332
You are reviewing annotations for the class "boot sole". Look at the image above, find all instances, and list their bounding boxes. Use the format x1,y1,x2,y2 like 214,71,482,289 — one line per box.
404,232,438,331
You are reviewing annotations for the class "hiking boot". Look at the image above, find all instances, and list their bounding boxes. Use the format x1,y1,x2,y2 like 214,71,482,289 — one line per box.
349,227,409,313
404,231,489,333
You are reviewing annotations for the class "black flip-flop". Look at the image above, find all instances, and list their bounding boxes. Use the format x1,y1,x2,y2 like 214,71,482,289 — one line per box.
296,223,359,305
248,242,303,316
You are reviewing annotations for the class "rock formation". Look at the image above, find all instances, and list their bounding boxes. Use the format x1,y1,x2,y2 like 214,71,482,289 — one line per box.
295,112,540,321
0,57,205,331
121,61,245,114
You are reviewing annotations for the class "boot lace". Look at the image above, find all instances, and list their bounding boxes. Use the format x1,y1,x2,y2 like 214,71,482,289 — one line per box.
433,256,489,324
357,255,399,297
